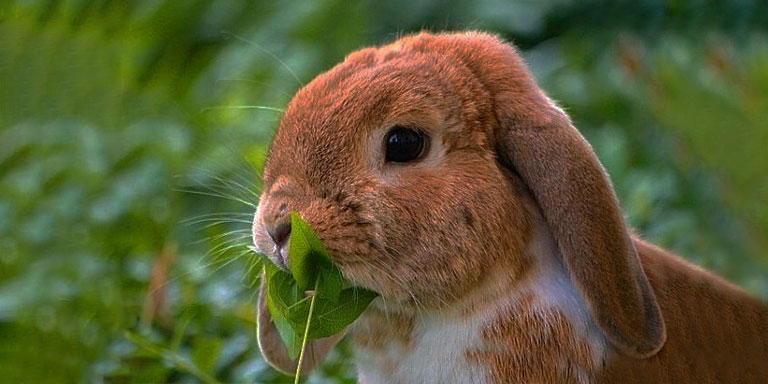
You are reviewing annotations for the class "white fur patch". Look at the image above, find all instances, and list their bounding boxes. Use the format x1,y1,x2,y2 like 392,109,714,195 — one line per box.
353,305,490,384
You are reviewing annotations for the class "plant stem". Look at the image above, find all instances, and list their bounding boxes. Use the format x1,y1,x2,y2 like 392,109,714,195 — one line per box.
294,280,320,384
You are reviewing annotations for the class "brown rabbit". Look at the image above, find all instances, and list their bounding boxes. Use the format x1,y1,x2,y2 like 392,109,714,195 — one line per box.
251,31,768,383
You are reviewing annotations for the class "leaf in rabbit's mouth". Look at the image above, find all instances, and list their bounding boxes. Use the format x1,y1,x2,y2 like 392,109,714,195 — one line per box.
260,212,378,380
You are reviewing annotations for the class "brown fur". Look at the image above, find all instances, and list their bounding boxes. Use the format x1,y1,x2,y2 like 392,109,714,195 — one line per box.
467,294,599,384
253,31,768,382
599,240,768,382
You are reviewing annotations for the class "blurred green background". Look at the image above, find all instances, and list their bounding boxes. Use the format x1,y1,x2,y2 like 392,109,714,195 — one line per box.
1,0,767,382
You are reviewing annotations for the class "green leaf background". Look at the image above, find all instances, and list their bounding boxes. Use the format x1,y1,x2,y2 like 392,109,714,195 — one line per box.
1,0,766,382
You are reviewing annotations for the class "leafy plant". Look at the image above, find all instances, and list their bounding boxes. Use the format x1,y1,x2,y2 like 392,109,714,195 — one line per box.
262,213,378,382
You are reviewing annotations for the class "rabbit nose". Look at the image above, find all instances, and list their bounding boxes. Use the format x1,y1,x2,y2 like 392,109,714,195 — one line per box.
267,216,292,249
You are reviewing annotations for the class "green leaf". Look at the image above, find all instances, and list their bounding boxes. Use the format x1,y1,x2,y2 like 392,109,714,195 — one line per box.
266,292,303,359
264,263,304,359
316,263,343,303
265,262,301,312
262,212,379,364
288,212,333,291
286,287,378,339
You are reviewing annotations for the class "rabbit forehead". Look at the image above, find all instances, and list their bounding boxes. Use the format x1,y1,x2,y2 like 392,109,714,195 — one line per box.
265,45,492,188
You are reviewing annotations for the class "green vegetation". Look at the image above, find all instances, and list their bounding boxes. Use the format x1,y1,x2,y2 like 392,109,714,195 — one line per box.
263,213,376,361
1,1,766,382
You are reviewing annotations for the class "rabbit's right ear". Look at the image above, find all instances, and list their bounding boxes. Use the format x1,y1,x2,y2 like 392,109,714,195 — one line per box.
405,32,666,358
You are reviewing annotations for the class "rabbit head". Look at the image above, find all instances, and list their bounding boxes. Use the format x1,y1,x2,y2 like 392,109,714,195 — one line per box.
252,31,666,360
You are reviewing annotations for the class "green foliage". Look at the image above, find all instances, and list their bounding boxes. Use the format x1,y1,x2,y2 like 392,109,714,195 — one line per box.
0,0,766,382
288,212,339,295
264,213,377,360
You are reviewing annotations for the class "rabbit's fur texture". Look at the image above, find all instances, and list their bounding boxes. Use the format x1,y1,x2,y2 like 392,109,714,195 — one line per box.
252,31,768,383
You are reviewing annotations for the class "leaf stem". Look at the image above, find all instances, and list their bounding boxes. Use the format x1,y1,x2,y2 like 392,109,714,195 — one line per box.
294,279,320,384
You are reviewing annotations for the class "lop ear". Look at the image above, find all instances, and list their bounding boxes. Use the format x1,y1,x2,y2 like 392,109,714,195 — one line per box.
406,32,666,358
496,110,667,358
257,276,344,375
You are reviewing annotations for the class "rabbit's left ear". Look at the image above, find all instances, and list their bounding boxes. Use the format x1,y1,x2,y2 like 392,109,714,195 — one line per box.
494,107,667,358
406,32,666,358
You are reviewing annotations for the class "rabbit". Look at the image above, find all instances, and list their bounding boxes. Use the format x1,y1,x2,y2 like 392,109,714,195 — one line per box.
251,31,768,383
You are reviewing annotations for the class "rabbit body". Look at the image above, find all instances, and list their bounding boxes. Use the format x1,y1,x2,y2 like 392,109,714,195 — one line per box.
253,31,768,383
602,239,768,383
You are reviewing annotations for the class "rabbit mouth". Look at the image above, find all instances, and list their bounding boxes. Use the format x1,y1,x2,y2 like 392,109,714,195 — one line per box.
263,245,290,271
251,217,291,271
277,246,290,269
257,243,291,271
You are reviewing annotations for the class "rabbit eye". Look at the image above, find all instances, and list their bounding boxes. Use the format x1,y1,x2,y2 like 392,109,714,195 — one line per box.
385,126,426,163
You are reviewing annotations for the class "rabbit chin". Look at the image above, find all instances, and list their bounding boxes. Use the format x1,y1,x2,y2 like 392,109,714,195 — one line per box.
349,217,608,384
